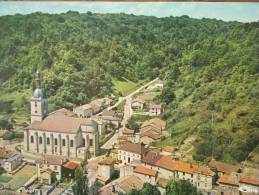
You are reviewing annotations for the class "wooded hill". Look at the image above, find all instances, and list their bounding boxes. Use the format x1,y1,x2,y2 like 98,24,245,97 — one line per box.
0,12,258,163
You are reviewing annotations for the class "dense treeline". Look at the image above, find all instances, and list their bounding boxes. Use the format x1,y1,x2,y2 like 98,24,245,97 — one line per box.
0,12,258,163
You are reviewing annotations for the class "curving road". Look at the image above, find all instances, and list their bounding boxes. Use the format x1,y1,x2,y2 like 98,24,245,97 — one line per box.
101,78,159,149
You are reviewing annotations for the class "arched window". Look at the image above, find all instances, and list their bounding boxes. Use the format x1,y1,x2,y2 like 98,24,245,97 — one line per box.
47,138,50,145
30,136,34,143
54,138,58,145
82,138,85,147
70,140,74,147
39,137,43,144
62,139,66,146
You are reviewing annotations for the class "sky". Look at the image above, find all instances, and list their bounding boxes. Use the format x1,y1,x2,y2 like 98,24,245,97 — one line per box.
0,2,259,23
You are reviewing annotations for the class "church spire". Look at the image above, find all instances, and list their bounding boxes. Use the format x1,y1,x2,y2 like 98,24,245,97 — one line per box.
31,70,48,123
35,70,41,89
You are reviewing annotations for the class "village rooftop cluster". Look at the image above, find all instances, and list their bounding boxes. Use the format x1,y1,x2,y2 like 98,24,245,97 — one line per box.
0,71,258,195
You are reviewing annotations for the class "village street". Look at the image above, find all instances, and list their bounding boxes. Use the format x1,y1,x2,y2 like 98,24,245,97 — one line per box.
101,77,158,150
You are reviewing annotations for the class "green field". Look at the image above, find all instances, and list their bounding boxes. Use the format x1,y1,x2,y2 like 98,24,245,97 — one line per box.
135,90,160,101
1,165,36,191
0,175,12,183
112,78,144,96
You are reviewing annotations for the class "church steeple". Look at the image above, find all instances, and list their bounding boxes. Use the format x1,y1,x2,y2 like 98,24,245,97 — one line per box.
30,70,48,123
35,70,41,89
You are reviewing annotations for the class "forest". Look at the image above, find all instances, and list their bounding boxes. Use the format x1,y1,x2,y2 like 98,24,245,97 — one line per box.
0,11,258,163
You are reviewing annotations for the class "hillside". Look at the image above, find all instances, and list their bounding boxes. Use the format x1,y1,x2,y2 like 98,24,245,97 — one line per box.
0,12,258,163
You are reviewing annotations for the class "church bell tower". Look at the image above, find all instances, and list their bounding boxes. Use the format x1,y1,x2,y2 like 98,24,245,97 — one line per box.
30,71,48,123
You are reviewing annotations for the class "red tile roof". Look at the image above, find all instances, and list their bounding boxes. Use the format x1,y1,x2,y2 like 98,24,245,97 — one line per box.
140,130,161,140
63,162,79,170
141,118,166,129
218,174,239,186
240,178,259,186
142,151,214,176
134,166,157,177
120,142,148,155
209,160,240,174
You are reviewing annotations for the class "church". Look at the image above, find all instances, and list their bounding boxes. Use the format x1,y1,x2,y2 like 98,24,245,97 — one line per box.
23,71,99,160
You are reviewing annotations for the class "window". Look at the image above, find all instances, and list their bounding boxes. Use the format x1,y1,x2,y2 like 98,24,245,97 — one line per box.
191,174,193,178
35,110,37,113
83,138,85,147
39,137,43,144
54,166,57,170
89,139,93,146
35,102,37,107
47,138,50,145
30,136,34,143
54,138,58,145
70,140,74,147
183,172,185,176
62,139,66,146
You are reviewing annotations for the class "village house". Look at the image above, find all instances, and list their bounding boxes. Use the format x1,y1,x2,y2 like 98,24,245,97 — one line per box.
73,97,112,118
73,104,94,118
140,128,161,145
139,118,166,145
142,151,215,190
239,177,259,194
237,168,259,194
133,166,157,185
122,128,140,143
96,157,115,184
118,142,148,164
23,71,99,160
209,159,241,177
149,103,163,116
99,175,144,195
0,148,23,172
62,161,79,179
131,98,145,110
119,163,157,185
36,155,67,184
95,109,122,129
141,118,166,132
218,172,240,190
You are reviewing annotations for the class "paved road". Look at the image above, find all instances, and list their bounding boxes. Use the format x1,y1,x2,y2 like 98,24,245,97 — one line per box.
101,78,159,149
